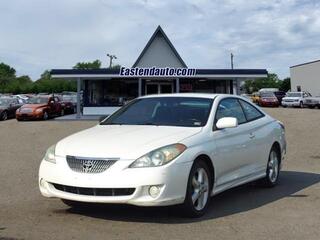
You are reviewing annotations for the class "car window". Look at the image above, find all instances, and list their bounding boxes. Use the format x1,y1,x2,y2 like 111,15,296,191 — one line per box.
239,100,264,121
216,98,246,124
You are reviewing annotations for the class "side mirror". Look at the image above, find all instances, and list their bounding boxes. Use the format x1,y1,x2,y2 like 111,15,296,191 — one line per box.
216,117,238,129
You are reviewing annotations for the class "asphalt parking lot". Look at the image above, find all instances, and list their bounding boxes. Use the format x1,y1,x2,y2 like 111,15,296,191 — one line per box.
1,108,320,240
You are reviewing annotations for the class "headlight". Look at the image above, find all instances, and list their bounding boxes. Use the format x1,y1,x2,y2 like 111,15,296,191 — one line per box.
129,143,186,168
35,108,43,113
44,144,56,163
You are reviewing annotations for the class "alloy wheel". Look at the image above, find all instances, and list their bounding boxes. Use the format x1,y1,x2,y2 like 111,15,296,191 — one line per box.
191,168,209,211
2,111,8,120
43,112,48,120
268,151,279,183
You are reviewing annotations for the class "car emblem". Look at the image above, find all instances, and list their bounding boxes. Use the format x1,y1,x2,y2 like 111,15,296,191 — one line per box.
82,160,93,173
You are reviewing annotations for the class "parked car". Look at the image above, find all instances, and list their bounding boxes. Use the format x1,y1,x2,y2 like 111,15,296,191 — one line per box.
39,94,286,217
281,91,311,108
304,95,320,109
258,92,279,107
13,94,29,104
60,94,77,114
0,97,23,120
16,95,64,121
273,91,286,103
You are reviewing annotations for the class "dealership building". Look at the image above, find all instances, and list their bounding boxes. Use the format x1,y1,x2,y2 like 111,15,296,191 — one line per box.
51,26,267,117
290,60,320,96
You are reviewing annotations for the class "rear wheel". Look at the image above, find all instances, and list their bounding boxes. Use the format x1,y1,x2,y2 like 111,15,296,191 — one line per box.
60,109,65,116
181,160,212,218
1,111,8,121
300,101,304,108
261,147,280,187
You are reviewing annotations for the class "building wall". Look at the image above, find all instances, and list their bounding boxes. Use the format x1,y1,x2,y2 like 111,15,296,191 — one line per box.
134,33,185,68
290,61,320,96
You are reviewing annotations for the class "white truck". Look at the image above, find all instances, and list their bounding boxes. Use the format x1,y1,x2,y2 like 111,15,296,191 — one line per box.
281,91,312,108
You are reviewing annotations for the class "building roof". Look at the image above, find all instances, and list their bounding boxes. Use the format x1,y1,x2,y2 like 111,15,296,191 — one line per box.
290,59,320,68
132,25,187,68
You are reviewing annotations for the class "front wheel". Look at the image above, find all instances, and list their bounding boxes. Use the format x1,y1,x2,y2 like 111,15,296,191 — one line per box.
261,147,280,187
1,111,8,121
43,111,49,120
181,160,212,218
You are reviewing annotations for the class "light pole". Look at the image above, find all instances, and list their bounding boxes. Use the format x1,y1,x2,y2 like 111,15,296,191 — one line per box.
107,53,117,68
230,53,234,69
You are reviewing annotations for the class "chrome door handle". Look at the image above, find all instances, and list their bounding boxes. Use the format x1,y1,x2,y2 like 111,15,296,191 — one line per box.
249,133,255,139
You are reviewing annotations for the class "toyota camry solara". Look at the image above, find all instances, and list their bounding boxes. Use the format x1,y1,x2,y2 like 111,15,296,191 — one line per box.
39,94,286,217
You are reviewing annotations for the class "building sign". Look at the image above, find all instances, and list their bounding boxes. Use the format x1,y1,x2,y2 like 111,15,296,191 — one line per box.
120,67,196,77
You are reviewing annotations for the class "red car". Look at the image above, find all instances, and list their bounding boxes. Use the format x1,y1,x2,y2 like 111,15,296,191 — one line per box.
16,95,64,121
258,92,279,107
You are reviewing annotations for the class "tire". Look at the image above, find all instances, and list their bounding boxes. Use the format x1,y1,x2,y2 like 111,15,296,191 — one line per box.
61,199,86,209
43,111,49,120
1,111,8,121
60,109,65,116
181,160,212,218
260,147,280,187
300,101,304,108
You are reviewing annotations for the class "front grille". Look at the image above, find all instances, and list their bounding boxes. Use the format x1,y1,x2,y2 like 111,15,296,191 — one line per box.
52,183,135,196
66,155,117,174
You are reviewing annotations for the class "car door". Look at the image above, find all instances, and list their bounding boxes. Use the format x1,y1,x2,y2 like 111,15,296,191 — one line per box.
212,98,253,189
238,99,267,174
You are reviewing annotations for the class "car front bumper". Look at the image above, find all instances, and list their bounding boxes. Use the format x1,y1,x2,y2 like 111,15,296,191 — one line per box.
39,156,193,206
281,101,300,107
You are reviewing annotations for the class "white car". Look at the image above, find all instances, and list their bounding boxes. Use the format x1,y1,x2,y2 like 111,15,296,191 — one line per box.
281,91,311,108
39,94,286,217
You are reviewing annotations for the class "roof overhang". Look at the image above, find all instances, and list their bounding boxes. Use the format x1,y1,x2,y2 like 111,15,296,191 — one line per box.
51,68,268,79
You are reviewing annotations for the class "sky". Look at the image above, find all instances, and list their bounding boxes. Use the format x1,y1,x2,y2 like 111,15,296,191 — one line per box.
0,0,320,80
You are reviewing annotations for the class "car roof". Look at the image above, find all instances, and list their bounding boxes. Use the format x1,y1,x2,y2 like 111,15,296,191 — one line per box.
139,93,226,100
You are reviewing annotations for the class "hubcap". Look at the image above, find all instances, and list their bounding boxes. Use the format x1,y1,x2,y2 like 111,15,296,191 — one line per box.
3,112,7,120
268,151,279,183
191,168,209,211
44,112,48,120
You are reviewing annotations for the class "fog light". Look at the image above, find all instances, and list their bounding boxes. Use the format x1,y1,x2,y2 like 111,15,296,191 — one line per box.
149,186,161,198
40,178,46,188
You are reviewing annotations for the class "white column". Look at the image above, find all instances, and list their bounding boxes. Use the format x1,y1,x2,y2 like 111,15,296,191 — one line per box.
138,78,142,96
176,78,180,93
76,77,81,118
232,79,237,95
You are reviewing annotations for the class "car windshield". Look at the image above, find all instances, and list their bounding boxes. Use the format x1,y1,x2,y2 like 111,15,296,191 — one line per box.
0,98,11,105
101,97,214,127
260,92,275,97
27,97,49,104
287,92,301,97
62,95,77,102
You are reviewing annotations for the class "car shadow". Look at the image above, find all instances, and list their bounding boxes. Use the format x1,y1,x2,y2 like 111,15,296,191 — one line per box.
54,171,320,223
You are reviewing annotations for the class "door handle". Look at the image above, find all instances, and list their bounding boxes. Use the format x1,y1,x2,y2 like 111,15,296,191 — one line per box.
249,133,255,139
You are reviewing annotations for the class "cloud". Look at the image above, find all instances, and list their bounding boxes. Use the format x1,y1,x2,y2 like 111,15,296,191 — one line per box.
0,0,319,79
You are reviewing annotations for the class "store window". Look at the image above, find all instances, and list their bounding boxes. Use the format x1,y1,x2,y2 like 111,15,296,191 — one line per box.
86,79,138,107
180,79,230,93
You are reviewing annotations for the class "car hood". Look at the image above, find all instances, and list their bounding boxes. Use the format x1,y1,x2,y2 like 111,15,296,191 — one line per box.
21,104,47,109
55,125,203,160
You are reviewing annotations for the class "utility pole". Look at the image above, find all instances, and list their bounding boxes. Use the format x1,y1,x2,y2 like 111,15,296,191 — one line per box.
230,53,234,69
107,53,117,68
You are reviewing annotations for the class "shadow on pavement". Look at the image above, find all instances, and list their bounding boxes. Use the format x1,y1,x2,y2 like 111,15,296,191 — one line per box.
54,171,320,223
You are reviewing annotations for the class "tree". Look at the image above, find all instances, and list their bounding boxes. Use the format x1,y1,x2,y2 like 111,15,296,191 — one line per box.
243,73,281,93
73,60,101,69
279,77,291,92
0,62,16,77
